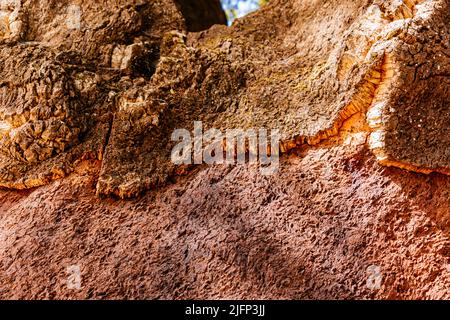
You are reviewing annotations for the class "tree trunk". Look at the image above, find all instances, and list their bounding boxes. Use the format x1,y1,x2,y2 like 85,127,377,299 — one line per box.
0,0,448,299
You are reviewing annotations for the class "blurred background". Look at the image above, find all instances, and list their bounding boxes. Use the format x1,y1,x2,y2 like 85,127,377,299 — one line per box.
221,0,269,24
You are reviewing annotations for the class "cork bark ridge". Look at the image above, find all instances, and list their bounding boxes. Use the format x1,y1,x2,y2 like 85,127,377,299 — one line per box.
0,0,448,198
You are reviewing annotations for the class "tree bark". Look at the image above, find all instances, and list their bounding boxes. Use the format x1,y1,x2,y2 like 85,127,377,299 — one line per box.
0,0,448,299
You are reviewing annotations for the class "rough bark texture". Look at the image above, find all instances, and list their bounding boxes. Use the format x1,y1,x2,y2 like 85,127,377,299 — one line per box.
0,145,449,299
0,0,448,299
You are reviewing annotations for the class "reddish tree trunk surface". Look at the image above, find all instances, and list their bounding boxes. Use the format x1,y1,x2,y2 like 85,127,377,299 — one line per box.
0,0,448,299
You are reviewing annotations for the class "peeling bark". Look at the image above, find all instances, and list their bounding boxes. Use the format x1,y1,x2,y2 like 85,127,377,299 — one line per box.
0,0,448,196
0,0,448,300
